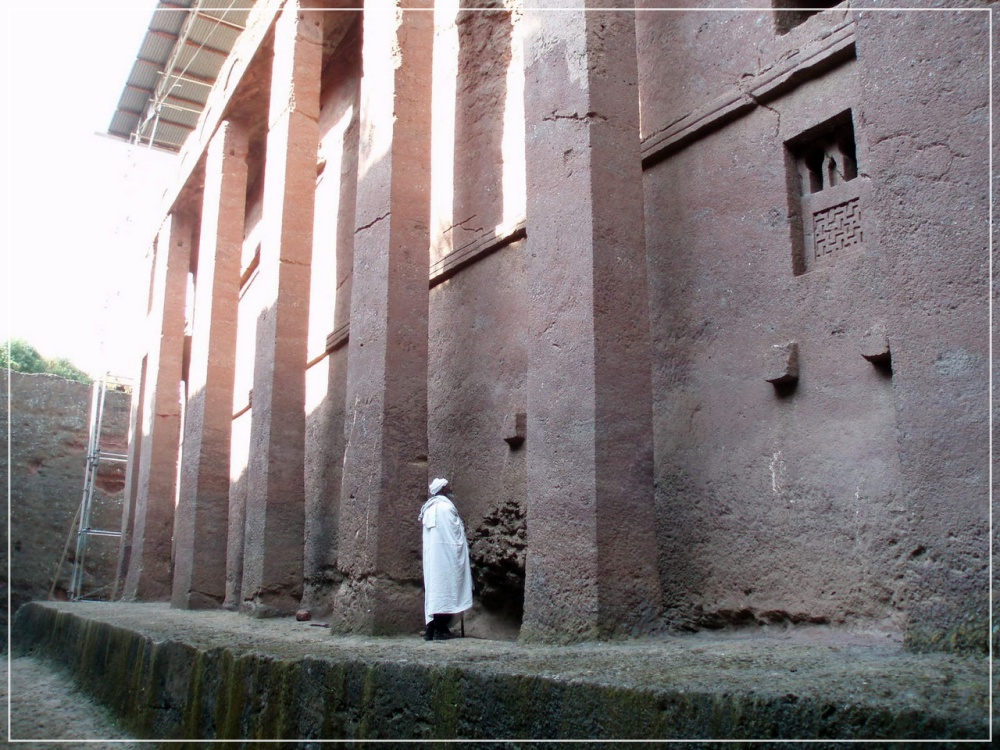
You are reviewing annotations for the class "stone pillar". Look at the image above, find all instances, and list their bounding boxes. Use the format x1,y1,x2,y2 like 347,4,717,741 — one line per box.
332,0,433,635
521,0,661,641
122,213,192,600
240,1,322,616
854,10,990,652
172,121,249,609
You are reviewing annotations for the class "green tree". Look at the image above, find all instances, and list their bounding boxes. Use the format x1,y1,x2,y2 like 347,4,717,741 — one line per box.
2,339,92,383
43,356,93,384
1,339,45,373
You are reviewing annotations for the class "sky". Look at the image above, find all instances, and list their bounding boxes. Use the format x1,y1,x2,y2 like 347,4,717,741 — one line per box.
2,1,178,379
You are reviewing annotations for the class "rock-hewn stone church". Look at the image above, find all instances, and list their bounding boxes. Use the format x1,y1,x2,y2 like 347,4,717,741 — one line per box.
114,0,991,651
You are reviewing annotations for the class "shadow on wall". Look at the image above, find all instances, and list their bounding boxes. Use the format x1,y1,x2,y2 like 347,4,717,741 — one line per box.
427,2,527,640
301,16,363,618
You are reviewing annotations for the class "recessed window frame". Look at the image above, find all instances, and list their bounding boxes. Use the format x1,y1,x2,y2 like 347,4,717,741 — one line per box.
773,0,842,35
784,109,867,275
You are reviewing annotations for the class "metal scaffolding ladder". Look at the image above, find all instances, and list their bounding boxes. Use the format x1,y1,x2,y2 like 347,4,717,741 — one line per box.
65,375,129,601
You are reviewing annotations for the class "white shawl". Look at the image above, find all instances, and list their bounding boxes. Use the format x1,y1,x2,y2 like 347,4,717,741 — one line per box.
418,494,473,624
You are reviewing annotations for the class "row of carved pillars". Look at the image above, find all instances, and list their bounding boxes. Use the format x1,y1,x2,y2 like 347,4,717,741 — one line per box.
116,0,662,641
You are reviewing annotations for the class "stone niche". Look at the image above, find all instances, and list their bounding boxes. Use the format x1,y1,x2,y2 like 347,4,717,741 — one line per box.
786,109,868,275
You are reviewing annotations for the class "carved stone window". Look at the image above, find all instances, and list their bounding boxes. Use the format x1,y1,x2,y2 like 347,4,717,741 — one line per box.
786,110,866,275
773,1,841,35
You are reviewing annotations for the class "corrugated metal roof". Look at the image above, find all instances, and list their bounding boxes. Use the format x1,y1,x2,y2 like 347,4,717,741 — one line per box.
108,0,253,152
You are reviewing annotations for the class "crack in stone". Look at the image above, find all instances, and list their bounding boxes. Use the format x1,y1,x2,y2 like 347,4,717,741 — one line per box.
747,93,781,137
356,212,390,234
543,110,608,123
449,214,485,234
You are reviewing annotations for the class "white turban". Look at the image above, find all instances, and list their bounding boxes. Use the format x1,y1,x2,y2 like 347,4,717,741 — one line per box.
429,477,449,496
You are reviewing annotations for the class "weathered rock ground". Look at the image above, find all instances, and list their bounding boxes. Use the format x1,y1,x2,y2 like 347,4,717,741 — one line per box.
8,601,994,745
2,654,143,749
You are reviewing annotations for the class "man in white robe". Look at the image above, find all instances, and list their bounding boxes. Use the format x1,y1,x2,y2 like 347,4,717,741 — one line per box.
419,477,473,640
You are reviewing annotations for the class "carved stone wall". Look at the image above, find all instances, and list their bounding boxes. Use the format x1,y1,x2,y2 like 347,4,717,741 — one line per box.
118,0,989,652
637,3,989,651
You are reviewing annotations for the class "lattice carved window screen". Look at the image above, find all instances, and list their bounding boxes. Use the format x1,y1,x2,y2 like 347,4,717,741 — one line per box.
786,110,867,275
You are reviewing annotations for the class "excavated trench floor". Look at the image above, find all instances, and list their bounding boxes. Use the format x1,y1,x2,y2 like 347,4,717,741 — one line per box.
8,601,995,745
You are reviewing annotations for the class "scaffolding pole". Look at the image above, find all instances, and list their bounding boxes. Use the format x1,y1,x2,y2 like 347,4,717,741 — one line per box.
67,375,128,601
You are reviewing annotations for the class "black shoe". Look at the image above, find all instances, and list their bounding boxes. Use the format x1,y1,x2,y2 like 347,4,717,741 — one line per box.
433,628,456,641
424,622,434,641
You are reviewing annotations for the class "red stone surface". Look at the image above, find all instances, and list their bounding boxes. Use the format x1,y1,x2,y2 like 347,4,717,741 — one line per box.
172,120,249,610
241,2,323,617
521,2,661,641
224,409,252,610
119,2,990,651
854,9,990,651
301,17,361,617
332,0,434,634
426,5,526,637
4,372,130,619
429,242,528,635
637,6,989,650
123,212,191,601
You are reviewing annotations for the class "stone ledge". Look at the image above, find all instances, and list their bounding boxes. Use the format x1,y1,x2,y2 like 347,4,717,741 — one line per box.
430,220,527,287
324,322,350,354
641,19,856,168
10,601,990,743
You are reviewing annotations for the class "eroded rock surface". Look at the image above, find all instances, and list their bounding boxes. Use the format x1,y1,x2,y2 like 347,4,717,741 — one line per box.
469,498,526,625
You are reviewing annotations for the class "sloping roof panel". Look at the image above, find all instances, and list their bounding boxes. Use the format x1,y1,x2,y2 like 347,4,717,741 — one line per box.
138,32,176,66
190,13,244,50
147,122,193,151
117,88,151,115
109,110,142,138
108,0,250,152
174,44,224,81
150,1,192,34
125,60,160,92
